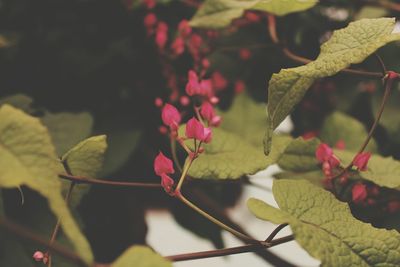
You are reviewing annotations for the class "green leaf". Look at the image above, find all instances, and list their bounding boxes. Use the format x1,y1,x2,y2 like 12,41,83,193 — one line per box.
336,150,400,189
252,0,318,16
190,0,317,29
181,127,291,179
266,18,400,146
111,246,171,267
218,93,267,147
42,112,94,156
248,179,400,266
320,112,377,152
0,105,93,264
274,170,324,187
61,135,108,206
277,137,320,172
100,129,141,176
0,94,35,113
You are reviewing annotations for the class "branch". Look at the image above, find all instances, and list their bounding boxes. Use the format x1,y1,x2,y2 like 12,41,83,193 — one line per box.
266,15,384,79
58,174,161,188
0,217,88,267
165,235,294,262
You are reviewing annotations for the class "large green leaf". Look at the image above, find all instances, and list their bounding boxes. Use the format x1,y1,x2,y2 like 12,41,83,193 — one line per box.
248,179,400,266
266,18,400,149
320,112,377,152
274,170,324,186
0,105,93,264
336,150,400,189
42,112,94,156
61,135,108,206
190,0,317,29
111,246,171,267
218,93,267,147
277,137,320,172
182,127,291,179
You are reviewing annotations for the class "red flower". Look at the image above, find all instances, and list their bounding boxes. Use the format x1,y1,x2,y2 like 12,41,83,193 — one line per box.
144,13,157,29
316,143,333,163
352,183,368,204
171,37,185,55
185,117,212,143
161,103,181,130
353,152,371,171
155,22,168,50
154,151,174,176
200,102,215,122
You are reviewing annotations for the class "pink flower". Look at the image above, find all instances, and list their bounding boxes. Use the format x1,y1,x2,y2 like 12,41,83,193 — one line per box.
144,0,156,9
211,71,228,91
352,183,367,204
155,22,168,50
178,20,192,37
161,104,181,130
33,251,44,262
161,173,175,194
154,151,174,176
144,13,157,29
185,71,213,97
335,140,346,150
210,115,222,127
179,95,190,106
154,97,163,107
200,102,215,122
201,58,210,70
353,152,371,171
302,131,318,140
171,36,185,55
316,143,333,163
234,80,245,94
185,117,212,142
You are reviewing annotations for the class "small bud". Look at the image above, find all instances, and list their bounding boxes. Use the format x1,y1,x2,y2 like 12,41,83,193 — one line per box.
171,36,185,55
387,200,400,213
239,48,251,60
352,183,368,204
201,58,210,70
353,152,371,171
155,22,168,50
210,115,222,127
200,102,215,122
161,104,181,128
210,96,219,105
160,173,175,195
198,147,205,153
302,131,318,140
158,125,168,135
180,96,190,106
178,20,192,37
234,80,245,94
154,97,163,107
144,0,156,9
335,140,346,150
144,13,157,28
211,71,228,91
33,251,44,262
315,143,333,163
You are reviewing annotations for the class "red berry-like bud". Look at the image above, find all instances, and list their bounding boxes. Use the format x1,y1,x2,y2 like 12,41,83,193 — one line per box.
33,251,44,262
352,183,368,204
353,152,371,171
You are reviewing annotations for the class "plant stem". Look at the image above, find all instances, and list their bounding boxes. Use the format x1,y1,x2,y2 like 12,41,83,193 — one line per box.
175,157,193,192
165,235,294,262
58,174,161,188
170,137,182,172
176,192,255,242
265,223,289,243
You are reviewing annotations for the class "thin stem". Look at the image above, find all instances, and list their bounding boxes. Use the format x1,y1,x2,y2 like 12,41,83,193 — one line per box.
165,235,294,262
58,174,161,188
170,137,182,172
265,223,289,243
177,193,255,242
374,53,387,75
175,157,194,193
0,218,88,267
266,15,384,79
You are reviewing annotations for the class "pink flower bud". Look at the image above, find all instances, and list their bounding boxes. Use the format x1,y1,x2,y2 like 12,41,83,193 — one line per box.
352,183,368,204
387,200,400,213
210,96,219,105
185,70,200,96
202,127,212,143
154,151,174,176
144,13,157,28
210,115,222,127
161,104,181,129
186,117,205,141
155,22,168,50
33,251,44,262
211,71,228,91
154,97,163,107
302,131,318,140
180,96,190,106
178,20,192,37
144,0,156,9
315,143,333,163
234,80,245,94
161,173,175,195
353,152,371,171
171,36,185,55
245,12,261,23
328,154,340,168
200,102,215,122
239,48,251,60
201,58,210,70
158,125,168,135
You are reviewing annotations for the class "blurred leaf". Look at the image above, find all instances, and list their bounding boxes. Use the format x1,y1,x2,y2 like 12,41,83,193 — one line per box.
248,179,400,266
0,105,93,264
219,93,267,147
180,127,291,179
42,112,94,156
61,135,108,207
100,129,141,176
336,150,400,189
274,170,324,186
355,6,387,20
266,18,400,150
190,0,317,28
111,246,171,267
320,112,377,152
277,137,320,172
0,94,34,113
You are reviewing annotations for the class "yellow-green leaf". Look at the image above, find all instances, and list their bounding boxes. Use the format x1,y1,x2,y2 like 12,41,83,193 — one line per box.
252,0,318,16
266,18,400,148
112,246,171,267
248,179,400,266
0,105,93,264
